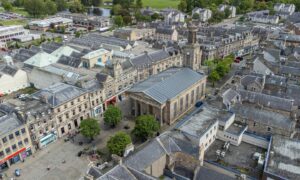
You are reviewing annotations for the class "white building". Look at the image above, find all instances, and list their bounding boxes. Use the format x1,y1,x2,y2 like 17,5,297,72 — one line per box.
218,4,236,18
249,14,279,24
192,8,212,22
0,61,29,94
161,9,185,25
29,17,73,31
0,25,29,42
274,3,295,15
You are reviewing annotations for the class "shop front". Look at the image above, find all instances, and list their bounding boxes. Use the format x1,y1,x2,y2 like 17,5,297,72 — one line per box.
0,147,26,169
92,104,103,117
39,133,57,148
105,96,117,107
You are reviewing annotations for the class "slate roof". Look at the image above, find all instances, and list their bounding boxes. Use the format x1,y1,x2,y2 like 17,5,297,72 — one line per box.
57,51,85,68
70,33,136,49
280,65,300,76
32,83,86,107
124,139,166,171
240,75,264,88
232,104,294,130
127,68,205,104
130,47,179,68
195,167,235,180
238,90,294,112
156,27,175,35
265,75,287,86
253,57,273,75
222,89,240,104
98,165,137,180
0,65,18,77
0,104,25,136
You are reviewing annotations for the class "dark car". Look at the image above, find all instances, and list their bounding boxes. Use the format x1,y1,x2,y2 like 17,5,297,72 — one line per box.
195,101,203,107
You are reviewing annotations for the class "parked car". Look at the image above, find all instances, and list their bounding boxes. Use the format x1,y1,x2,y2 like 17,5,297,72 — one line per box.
15,169,20,176
195,101,203,107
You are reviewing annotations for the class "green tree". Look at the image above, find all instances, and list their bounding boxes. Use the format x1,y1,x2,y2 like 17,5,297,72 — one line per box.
69,0,85,13
80,118,100,141
208,70,220,87
216,63,229,77
224,7,231,18
13,0,24,7
112,4,122,15
92,0,102,6
104,105,122,127
24,0,45,17
151,13,160,20
113,15,124,27
2,0,13,11
133,115,160,141
136,0,143,9
178,0,187,12
192,13,200,19
55,0,68,11
107,132,132,156
45,0,57,15
75,31,81,37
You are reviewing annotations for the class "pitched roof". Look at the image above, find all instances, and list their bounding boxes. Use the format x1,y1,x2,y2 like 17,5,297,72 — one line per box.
32,83,86,107
128,68,205,104
130,47,179,68
24,51,58,68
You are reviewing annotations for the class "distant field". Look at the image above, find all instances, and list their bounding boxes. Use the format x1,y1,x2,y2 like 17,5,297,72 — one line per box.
142,0,180,9
103,0,179,9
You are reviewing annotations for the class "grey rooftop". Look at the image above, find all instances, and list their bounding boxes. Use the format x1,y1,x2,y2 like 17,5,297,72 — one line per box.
127,68,205,104
32,83,87,107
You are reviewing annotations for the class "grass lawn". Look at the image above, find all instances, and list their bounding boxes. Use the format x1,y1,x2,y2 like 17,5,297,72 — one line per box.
142,0,179,9
0,19,27,26
12,8,29,17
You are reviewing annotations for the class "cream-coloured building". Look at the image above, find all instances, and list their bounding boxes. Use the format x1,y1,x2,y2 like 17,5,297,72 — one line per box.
0,64,29,95
81,49,112,69
127,68,206,125
32,83,91,137
0,104,34,170
113,28,155,41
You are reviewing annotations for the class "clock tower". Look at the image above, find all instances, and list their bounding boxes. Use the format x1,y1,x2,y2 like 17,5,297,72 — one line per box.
183,22,202,71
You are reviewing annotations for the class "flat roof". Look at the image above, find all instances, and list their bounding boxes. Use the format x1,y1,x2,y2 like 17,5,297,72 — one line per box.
178,105,220,138
266,135,300,179
205,139,266,179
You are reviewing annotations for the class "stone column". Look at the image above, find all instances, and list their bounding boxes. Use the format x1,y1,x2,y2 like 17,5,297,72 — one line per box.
160,107,163,126
134,99,138,116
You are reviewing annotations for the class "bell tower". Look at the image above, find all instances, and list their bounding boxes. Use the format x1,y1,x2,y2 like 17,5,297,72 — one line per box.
183,22,202,71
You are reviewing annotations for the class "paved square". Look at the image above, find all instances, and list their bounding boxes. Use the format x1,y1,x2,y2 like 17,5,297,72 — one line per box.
4,139,89,180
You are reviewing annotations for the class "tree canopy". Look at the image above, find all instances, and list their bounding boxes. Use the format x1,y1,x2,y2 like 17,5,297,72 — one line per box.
132,115,160,141
104,105,122,127
80,118,100,140
107,131,132,156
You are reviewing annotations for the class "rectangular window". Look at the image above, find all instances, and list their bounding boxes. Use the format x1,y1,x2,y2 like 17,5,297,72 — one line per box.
18,141,23,147
2,137,7,144
0,151,4,158
71,101,74,105
21,128,26,134
24,138,29,144
57,108,60,113
72,109,76,115
15,131,20,137
64,104,67,109
12,144,17,151
5,148,10,154
9,134,14,140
